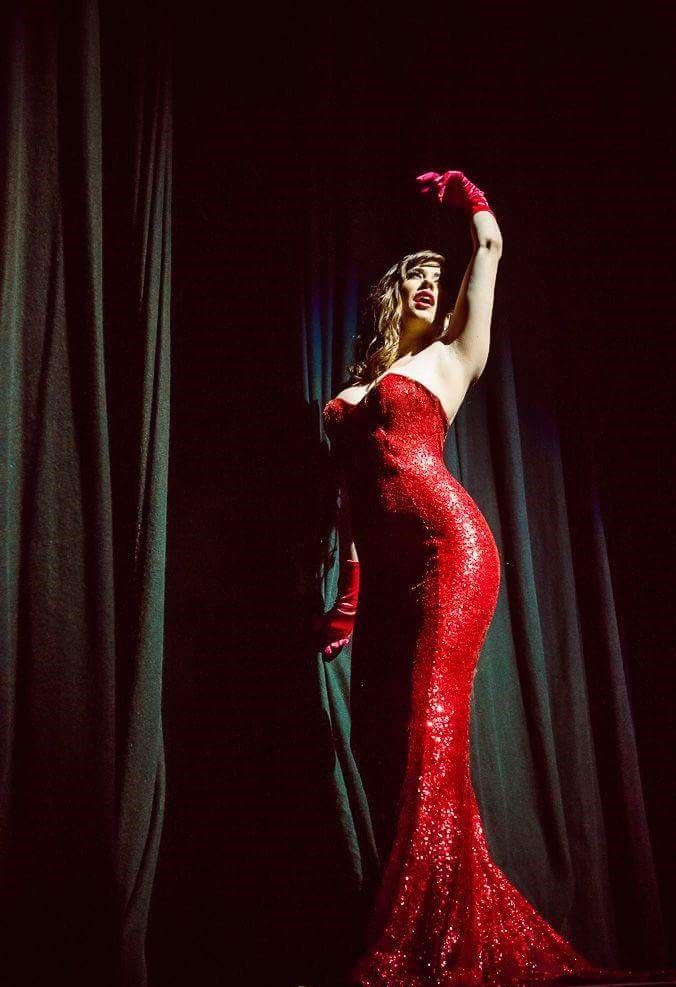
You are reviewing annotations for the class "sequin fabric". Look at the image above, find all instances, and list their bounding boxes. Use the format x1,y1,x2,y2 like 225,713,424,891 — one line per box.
322,374,671,987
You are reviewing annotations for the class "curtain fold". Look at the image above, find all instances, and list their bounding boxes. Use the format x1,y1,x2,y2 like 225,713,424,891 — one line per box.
0,4,171,984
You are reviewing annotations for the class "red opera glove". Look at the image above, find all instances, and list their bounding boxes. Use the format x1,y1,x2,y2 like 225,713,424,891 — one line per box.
313,559,360,657
416,170,494,217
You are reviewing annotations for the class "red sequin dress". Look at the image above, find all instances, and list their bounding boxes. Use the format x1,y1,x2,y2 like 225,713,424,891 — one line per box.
322,373,670,987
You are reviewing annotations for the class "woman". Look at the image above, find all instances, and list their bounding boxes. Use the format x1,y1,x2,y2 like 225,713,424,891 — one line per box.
316,171,671,987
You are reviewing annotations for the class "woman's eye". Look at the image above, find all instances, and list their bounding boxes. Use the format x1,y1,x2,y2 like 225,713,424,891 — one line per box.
409,269,439,282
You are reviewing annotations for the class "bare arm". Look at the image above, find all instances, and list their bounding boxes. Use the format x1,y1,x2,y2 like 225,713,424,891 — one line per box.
443,211,503,383
337,468,359,564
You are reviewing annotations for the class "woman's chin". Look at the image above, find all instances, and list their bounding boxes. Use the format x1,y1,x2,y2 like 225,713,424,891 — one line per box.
406,308,436,326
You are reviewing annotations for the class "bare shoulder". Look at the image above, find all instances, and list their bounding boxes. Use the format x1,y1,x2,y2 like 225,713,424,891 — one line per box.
334,382,367,405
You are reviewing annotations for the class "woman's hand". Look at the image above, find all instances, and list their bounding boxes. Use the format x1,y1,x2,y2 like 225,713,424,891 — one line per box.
416,170,494,217
313,559,360,658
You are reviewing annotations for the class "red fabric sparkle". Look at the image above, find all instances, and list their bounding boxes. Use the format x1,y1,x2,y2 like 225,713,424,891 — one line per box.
322,373,671,987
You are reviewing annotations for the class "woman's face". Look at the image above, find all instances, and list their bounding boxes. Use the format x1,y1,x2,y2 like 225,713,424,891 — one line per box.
400,262,442,328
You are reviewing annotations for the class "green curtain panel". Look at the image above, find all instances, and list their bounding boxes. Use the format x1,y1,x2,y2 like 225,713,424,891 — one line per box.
0,3,171,984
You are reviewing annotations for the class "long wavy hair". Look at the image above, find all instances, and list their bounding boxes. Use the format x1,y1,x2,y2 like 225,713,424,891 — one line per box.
345,250,452,385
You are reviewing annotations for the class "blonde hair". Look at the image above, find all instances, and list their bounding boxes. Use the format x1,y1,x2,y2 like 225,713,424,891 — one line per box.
345,250,451,385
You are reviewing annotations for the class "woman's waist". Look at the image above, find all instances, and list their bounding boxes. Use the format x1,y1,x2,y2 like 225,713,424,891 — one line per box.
352,475,494,545
350,462,475,513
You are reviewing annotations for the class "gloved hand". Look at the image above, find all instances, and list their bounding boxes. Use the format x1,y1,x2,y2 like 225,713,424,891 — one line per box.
313,559,360,657
416,170,494,216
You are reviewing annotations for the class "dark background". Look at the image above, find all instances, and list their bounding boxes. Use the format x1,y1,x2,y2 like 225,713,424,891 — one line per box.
150,3,675,984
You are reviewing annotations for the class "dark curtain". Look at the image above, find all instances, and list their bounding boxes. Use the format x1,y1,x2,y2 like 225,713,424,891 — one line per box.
2,3,673,987
0,3,171,985
158,4,674,987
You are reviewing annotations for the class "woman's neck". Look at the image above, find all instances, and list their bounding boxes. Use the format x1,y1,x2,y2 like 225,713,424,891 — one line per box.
396,326,438,360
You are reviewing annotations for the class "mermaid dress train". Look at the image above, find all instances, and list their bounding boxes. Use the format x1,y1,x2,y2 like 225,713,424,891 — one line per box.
322,373,669,987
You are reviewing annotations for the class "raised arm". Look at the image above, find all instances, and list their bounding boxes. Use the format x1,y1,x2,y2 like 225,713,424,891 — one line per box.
417,170,503,383
445,211,503,383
